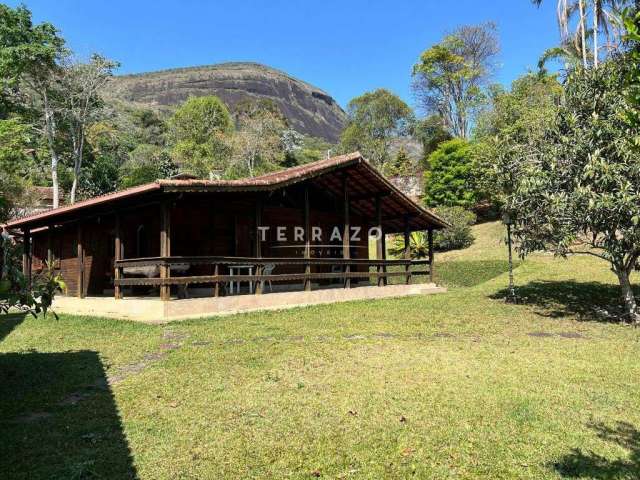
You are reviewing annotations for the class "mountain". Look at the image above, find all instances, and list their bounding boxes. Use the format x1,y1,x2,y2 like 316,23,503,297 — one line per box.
106,62,347,143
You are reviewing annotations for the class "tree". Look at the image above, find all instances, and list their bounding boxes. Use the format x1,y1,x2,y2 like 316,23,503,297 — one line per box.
412,115,452,163
0,5,68,206
474,73,563,209
0,118,32,220
0,4,67,207
423,138,478,208
532,1,633,69
62,54,119,204
475,73,562,140
228,100,288,177
339,89,413,170
499,59,640,322
119,144,178,188
169,96,233,177
412,23,499,139
622,4,640,132
284,134,334,166
384,147,412,177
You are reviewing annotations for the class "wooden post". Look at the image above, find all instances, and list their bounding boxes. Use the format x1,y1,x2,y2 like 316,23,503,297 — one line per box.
342,175,350,288
428,228,434,284
76,223,84,298
254,197,263,295
214,263,220,297
304,186,311,291
375,197,384,287
47,227,53,269
159,201,171,301
404,215,411,285
22,228,31,290
114,214,122,300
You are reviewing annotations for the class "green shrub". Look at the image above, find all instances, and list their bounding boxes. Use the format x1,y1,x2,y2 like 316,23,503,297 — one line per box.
388,206,476,257
433,206,476,251
423,138,478,208
389,231,430,259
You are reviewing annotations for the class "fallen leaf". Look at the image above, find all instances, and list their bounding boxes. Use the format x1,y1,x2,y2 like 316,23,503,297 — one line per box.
401,447,415,457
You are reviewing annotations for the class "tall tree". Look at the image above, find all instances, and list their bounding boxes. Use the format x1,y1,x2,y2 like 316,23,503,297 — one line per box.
229,102,287,177
532,0,632,69
497,59,640,322
0,4,66,207
169,96,233,178
339,89,413,170
63,54,118,204
475,73,563,207
412,114,452,164
412,23,499,139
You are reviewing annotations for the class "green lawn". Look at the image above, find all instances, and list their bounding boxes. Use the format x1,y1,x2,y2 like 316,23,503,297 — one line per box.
1,222,639,479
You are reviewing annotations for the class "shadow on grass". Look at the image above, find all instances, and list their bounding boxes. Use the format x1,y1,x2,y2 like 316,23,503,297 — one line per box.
435,260,514,288
554,422,640,478
0,351,138,479
491,280,639,322
0,313,26,342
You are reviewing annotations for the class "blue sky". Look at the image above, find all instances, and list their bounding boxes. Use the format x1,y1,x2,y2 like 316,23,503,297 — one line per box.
12,0,560,109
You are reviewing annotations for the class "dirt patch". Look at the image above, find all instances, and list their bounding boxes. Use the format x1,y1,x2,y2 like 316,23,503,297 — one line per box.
162,330,188,341
528,332,555,338
373,333,398,339
433,333,455,338
344,334,367,340
557,332,587,339
528,331,587,339
108,329,188,385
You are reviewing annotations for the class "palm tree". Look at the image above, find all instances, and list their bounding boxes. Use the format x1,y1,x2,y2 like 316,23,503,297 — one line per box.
538,42,589,70
531,0,630,68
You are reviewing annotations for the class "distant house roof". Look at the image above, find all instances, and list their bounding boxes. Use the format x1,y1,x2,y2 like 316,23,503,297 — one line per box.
3,152,448,232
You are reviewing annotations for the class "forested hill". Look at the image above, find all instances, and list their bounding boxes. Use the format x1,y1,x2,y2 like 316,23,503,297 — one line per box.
105,62,347,142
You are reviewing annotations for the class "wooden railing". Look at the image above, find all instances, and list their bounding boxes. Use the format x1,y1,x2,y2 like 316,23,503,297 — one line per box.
113,256,432,299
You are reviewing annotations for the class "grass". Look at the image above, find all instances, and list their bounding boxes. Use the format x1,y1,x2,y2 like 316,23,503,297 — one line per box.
1,222,639,479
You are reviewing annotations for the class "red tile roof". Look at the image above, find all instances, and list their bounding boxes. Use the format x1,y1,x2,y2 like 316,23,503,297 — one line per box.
3,152,448,230
3,183,160,229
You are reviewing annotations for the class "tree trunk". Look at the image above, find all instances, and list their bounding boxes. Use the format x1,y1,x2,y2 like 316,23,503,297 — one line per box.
616,267,639,323
42,88,60,208
70,130,84,205
70,176,78,205
593,0,599,68
579,0,588,68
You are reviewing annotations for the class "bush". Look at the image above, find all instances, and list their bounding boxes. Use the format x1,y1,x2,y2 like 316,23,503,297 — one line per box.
388,206,475,258
432,206,476,251
423,139,478,208
389,231,430,259
0,231,65,316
